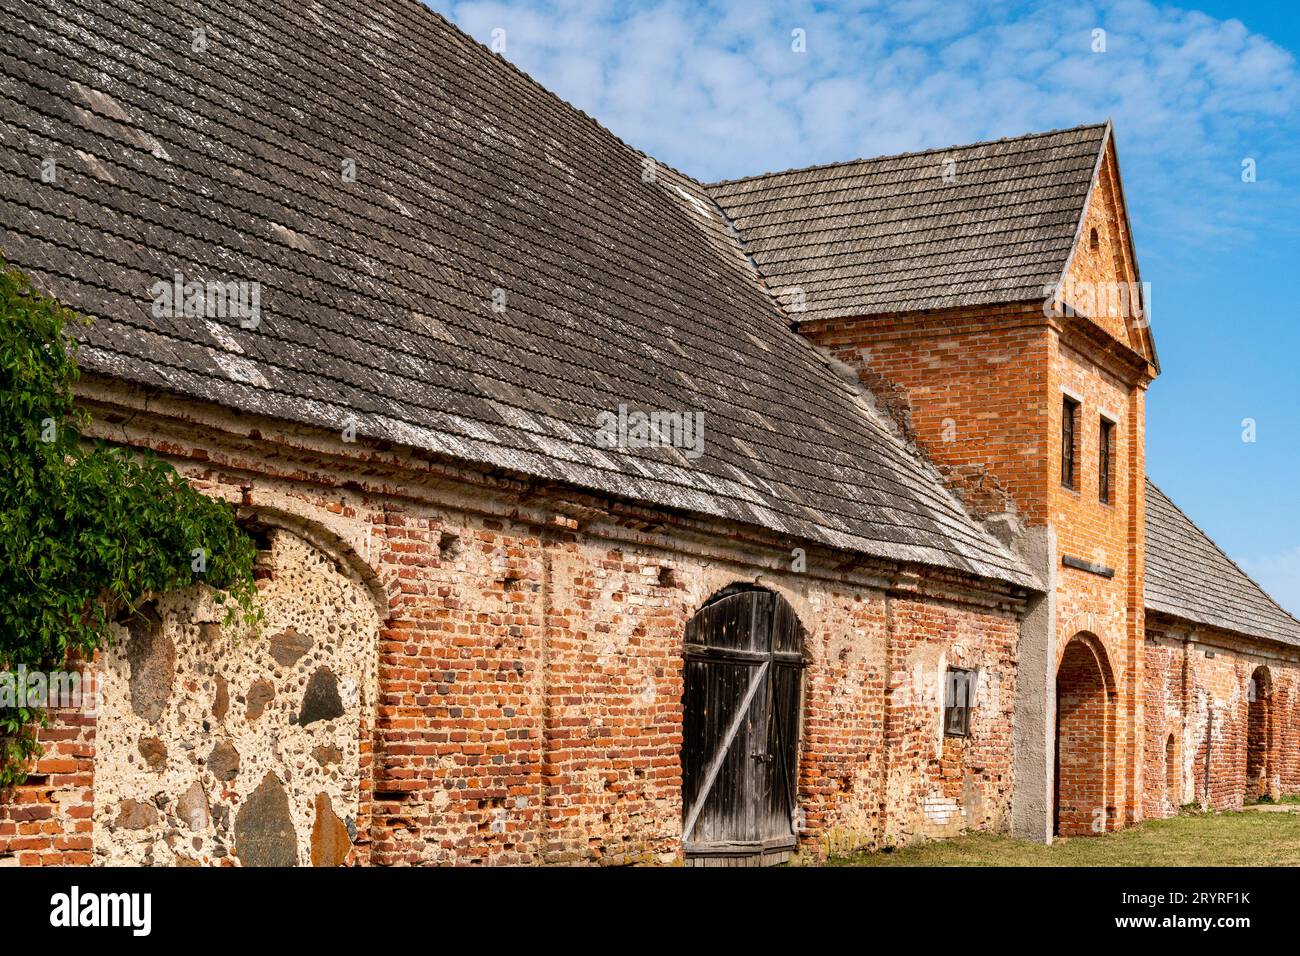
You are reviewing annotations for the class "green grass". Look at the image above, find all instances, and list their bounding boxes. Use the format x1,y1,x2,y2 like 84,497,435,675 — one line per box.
1250,793,1300,806
828,809,1300,866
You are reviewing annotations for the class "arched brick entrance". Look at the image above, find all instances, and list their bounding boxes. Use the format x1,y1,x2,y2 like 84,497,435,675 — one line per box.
1165,733,1179,812
1245,666,1274,802
1054,634,1116,836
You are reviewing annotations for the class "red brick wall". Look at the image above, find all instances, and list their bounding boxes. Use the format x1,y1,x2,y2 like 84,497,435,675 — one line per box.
800,147,1156,838
800,306,1150,834
0,383,1028,865
1061,141,1147,353
797,587,888,854
1143,619,1300,817
1142,635,1185,814
1050,335,1146,827
802,304,1052,523
368,507,1023,863
0,702,94,866
879,596,1019,845
1050,142,1153,830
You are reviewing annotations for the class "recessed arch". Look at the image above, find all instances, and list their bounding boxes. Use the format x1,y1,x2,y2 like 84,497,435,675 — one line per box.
1246,665,1274,802
1054,632,1117,836
235,505,394,616
233,505,398,862
1165,732,1179,812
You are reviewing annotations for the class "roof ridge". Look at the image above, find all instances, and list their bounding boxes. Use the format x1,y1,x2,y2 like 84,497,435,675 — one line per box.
706,121,1110,189
1147,477,1300,633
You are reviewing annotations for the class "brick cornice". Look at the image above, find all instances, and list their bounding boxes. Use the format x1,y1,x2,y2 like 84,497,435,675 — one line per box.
74,374,1032,615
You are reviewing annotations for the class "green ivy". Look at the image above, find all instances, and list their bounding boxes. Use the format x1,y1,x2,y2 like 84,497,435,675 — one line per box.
0,257,259,789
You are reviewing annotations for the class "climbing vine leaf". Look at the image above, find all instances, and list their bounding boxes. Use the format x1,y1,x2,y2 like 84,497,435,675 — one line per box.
0,258,258,789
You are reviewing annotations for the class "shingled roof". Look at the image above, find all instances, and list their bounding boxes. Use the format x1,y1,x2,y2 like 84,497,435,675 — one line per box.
0,0,1034,587
1145,480,1300,646
708,124,1110,322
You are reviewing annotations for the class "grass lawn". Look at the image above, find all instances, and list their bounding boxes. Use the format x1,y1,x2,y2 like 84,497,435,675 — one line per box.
829,809,1300,866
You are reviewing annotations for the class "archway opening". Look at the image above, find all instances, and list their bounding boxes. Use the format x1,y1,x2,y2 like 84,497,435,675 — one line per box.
1165,733,1179,812
1054,634,1115,837
681,585,806,866
1246,666,1273,802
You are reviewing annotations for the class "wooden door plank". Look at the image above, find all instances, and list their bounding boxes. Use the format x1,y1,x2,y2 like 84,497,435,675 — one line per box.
681,657,769,842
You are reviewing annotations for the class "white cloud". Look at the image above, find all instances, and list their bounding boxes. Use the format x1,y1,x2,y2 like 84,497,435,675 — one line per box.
430,0,1300,254
425,0,1300,598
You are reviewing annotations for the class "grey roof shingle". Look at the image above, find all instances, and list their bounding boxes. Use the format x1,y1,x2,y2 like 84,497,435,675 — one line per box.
1145,480,1300,646
707,124,1109,322
0,0,1035,588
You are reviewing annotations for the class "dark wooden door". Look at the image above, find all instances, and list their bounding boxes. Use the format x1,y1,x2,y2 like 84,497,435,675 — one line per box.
682,588,804,863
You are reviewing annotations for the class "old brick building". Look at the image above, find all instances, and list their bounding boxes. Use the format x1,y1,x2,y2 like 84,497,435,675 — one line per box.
1,0,1296,866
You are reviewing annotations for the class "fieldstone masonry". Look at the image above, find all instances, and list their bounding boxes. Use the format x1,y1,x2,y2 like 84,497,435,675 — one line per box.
89,530,381,866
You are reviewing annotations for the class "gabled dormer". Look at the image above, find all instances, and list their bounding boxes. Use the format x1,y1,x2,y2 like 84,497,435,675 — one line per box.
709,121,1158,529
1054,123,1158,374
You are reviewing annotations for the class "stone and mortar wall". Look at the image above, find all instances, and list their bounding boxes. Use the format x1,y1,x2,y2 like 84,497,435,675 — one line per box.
2,380,1027,865
1143,617,1300,818
90,530,381,866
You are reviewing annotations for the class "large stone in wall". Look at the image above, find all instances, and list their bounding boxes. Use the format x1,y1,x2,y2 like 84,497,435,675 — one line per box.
235,773,298,867
269,627,313,666
115,799,158,830
178,781,210,832
310,792,351,867
312,744,342,767
246,680,275,720
213,672,229,721
208,740,241,781
138,737,167,771
299,666,344,727
125,608,174,723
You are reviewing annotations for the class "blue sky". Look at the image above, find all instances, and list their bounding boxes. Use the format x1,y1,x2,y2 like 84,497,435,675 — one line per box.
428,0,1300,614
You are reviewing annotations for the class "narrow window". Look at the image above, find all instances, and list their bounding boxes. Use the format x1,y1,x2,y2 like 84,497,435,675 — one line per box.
1099,418,1114,503
1089,227,1100,252
1061,396,1079,490
944,667,973,737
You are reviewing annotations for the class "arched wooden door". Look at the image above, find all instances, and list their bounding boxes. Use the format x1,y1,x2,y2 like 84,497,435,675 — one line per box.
681,587,805,865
